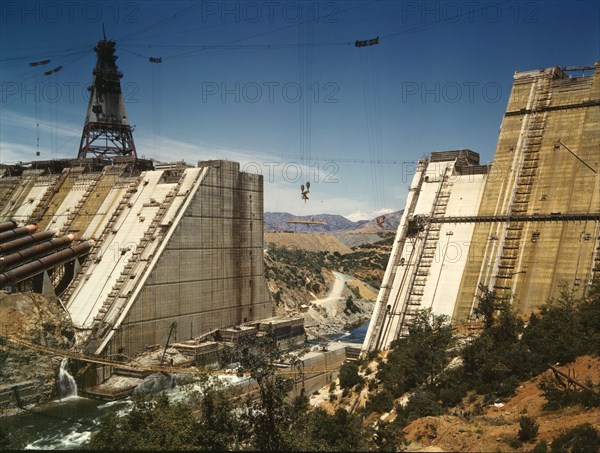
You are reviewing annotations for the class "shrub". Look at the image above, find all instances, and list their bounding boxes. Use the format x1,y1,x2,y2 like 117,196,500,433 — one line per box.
539,375,600,410
344,296,360,315
550,423,599,453
532,439,548,453
518,415,539,442
367,349,380,362
401,390,443,421
439,382,469,408
377,310,452,398
339,361,364,391
507,437,523,449
365,389,394,414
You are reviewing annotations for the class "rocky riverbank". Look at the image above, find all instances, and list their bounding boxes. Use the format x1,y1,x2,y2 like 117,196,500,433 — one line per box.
294,271,375,340
0,291,75,417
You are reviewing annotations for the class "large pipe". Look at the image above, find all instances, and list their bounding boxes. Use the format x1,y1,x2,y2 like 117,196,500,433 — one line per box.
0,230,57,255
0,234,74,271
0,241,92,284
0,220,18,233
0,225,38,244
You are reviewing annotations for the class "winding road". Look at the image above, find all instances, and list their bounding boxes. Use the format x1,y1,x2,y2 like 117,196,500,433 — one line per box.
313,271,352,304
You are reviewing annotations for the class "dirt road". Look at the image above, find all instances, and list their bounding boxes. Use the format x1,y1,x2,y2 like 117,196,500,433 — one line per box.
313,271,352,304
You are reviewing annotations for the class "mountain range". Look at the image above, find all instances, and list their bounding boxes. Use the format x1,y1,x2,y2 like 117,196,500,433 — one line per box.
264,211,402,233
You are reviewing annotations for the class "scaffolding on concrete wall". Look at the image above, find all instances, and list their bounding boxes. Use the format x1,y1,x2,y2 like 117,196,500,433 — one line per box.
364,62,600,352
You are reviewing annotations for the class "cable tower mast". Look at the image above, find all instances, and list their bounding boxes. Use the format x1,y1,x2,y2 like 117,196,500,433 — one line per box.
77,37,137,160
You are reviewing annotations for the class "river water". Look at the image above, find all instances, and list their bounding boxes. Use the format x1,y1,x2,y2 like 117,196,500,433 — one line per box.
329,321,369,344
1,397,133,449
2,323,369,449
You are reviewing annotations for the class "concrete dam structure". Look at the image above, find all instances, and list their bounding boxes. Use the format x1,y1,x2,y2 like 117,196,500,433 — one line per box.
0,38,274,386
0,160,273,373
365,62,600,351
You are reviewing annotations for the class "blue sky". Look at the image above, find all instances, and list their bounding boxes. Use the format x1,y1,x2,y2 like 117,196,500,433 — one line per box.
1,0,598,220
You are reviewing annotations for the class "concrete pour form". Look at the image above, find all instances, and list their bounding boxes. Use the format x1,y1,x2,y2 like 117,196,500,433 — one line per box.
365,63,600,351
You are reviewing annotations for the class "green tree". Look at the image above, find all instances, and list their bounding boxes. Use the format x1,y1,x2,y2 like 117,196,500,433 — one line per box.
462,299,526,399
338,361,364,391
372,418,406,452
532,439,549,453
220,328,310,451
365,388,394,414
196,384,245,450
521,285,585,367
85,392,202,450
518,415,539,442
377,309,452,398
551,423,599,453
399,389,443,421
473,284,500,329
307,408,372,451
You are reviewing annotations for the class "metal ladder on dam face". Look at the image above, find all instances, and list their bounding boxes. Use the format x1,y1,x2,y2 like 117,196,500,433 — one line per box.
87,172,185,349
0,179,20,219
396,165,452,338
56,173,103,238
594,241,600,277
27,171,67,225
493,76,551,300
66,165,128,237
591,222,600,286
60,175,144,302
365,161,428,351
1,174,37,219
35,168,86,231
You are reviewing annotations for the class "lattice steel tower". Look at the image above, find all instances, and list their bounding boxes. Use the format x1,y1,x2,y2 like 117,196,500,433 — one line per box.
77,38,137,160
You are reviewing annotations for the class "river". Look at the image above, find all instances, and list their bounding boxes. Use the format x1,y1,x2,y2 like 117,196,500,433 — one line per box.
1,323,369,449
1,397,132,449
329,320,369,344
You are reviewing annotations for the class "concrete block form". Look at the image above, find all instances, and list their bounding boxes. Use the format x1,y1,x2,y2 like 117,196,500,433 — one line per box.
0,158,274,386
365,63,600,351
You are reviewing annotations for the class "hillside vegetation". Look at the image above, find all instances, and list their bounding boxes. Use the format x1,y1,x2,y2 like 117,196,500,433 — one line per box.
265,232,353,254
326,281,600,452
22,280,598,452
325,233,395,289
264,233,394,312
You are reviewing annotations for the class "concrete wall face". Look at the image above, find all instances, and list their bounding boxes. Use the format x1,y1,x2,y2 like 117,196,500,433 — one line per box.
454,65,600,320
1,159,273,363
365,63,600,351
363,157,488,350
113,161,272,356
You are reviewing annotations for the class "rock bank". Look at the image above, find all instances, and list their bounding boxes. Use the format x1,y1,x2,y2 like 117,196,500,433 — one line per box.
0,291,75,416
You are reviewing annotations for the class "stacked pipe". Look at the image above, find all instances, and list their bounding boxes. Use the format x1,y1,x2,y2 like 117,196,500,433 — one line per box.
0,230,57,255
0,220,18,233
0,223,92,285
0,224,37,243
0,234,74,270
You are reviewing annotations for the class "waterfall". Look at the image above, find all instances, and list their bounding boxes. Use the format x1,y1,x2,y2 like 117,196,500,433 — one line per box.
58,358,77,398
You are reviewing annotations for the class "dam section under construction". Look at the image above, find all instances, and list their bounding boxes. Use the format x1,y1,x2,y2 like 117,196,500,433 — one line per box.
364,62,600,351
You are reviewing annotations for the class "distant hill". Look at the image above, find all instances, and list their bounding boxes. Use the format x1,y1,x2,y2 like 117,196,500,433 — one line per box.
264,211,402,233
264,212,367,233
349,210,402,233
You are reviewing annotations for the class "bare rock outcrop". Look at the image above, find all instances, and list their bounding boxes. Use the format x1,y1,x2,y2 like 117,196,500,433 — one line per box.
0,291,75,416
